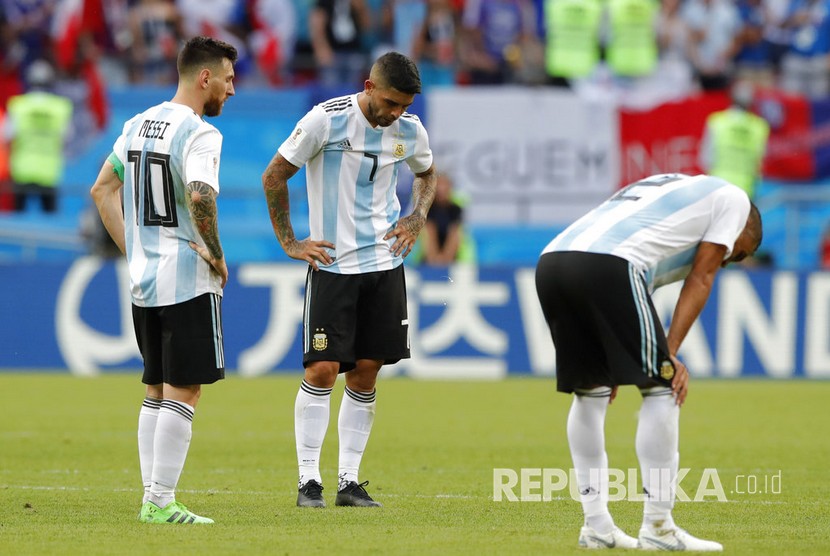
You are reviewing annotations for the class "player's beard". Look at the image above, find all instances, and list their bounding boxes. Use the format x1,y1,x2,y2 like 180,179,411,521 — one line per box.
203,94,225,118
368,100,393,127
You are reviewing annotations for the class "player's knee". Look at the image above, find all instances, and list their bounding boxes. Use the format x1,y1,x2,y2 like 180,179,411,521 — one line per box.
346,360,382,391
304,362,339,388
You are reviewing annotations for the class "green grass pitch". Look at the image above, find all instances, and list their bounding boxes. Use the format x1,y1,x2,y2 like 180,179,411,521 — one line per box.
1,374,828,555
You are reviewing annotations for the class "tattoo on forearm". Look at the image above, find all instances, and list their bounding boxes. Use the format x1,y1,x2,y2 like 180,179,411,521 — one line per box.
405,170,436,236
186,181,223,260
262,158,297,247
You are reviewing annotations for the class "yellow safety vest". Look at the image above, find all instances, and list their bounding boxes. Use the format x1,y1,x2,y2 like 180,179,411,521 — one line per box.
7,91,73,187
606,0,658,77
707,108,769,199
545,0,602,79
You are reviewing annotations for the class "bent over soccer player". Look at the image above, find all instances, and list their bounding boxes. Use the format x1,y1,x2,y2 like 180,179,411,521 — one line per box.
262,51,436,508
90,36,237,524
535,173,762,551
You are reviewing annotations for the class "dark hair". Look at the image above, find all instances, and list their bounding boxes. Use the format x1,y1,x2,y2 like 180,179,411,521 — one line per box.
373,52,421,95
748,202,763,251
177,36,238,76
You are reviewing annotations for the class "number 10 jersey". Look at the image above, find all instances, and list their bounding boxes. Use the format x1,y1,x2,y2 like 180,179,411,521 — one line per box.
111,101,224,307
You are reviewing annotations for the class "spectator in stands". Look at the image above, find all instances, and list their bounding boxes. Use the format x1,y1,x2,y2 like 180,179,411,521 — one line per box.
363,0,394,59
1,0,54,73
657,0,689,61
421,173,474,265
54,33,110,158
734,0,776,88
309,0,371,89
176,0,251,78
290,0,320,83
779,0,830,99
5,60,73,213
411,0,459,88
762,0,793,80
699,80,770,201
460,0,542,85
249,0,298,85
127,0,183,84
0,8,24,107
71,0,132,87
654,0,697,99
681,0,743,91
655,0,695,98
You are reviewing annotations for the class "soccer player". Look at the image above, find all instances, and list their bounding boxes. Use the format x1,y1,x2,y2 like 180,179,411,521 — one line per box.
90,36,237,524
262,51,436,508
535,173,762,551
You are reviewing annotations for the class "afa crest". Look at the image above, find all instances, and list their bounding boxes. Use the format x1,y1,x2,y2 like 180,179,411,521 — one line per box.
312,329,328,351
660,360,675,380
393,143,406,158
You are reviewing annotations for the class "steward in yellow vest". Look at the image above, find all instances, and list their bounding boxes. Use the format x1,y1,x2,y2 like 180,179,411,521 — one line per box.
7,61,73,212
700,82,769,199
545,0,602,80
606,0,659,77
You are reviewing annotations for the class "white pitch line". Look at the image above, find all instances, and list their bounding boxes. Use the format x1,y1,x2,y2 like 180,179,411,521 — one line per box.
0,484,798,504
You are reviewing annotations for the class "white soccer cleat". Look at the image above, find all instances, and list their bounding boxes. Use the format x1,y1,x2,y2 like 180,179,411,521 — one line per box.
578,525,639,549
638,525,723,551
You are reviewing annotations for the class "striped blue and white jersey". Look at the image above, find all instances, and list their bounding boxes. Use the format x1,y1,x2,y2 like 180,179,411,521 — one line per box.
542,174,751,291
278,94,433,274
112,101,224,307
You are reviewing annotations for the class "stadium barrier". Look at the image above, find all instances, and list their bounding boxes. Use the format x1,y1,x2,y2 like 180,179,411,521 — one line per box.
1,260,827,379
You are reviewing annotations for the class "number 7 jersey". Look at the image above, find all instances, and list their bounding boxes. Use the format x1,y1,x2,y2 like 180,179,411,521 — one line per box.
111,101,224,307
278,94,433,274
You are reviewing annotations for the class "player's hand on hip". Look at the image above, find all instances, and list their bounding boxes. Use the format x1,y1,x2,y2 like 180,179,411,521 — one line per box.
189,242,228,288
285,238,335,271
384,214,425,258
669,354,689,407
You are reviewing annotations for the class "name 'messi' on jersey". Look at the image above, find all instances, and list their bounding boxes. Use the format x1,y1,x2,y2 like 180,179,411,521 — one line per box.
112,101,225,307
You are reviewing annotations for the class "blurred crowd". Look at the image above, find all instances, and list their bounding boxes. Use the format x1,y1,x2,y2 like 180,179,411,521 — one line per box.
2,0,830,104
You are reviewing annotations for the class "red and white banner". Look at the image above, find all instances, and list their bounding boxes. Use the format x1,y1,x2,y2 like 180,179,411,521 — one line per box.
619,92,730,187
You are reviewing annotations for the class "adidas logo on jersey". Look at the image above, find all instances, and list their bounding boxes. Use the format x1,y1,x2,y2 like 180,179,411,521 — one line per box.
336,139,353,151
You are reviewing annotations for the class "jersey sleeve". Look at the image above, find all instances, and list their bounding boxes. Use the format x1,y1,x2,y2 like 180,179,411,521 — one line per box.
111,133,126,166
702,185,751,258
106,151,124,181
405,119,433,175
278,106,328,168
183,127,223,193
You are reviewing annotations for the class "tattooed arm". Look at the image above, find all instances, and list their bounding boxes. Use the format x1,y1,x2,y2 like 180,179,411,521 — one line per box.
262,152,334,270
186,180,228,288
384,164,437,258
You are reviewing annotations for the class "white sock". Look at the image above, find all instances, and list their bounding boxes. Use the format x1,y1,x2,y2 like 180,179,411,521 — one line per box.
338,387,376,488
568,387,613,533
636,386,680,529
138,397,161,504
148,400,194,509
295,380,332,486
